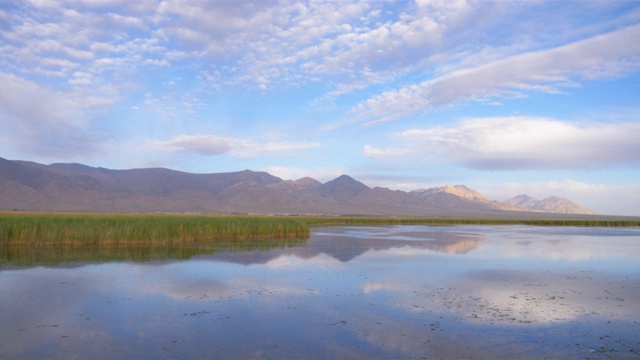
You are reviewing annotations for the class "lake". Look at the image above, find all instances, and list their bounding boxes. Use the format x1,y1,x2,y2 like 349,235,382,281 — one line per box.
1,225,639,359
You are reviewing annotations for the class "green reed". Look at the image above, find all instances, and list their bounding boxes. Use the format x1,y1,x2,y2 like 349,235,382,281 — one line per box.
0,213,310,246
1,212,638,247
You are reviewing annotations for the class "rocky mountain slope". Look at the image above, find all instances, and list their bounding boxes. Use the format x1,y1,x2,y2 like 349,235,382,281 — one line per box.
0,157,595,215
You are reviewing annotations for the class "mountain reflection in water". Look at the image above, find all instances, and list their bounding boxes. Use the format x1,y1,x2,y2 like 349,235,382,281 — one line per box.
0,226,483,268
194,226,485,265
1,225,639,359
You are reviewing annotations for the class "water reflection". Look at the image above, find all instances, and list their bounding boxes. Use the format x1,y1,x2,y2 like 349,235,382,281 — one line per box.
206,226,485,266
0,238,306,269
1,225,639,359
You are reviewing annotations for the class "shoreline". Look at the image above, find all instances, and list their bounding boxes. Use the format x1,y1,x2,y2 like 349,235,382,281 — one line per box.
2,211,639,247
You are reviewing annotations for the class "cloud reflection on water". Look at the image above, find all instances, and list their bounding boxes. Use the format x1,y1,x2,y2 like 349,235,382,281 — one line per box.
1,225,639,359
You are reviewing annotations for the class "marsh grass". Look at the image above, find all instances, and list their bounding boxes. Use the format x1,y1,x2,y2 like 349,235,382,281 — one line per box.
0,213,309,246
1,212,638,247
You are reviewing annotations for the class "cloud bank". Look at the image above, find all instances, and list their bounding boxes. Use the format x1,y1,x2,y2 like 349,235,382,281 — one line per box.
393,117,640,170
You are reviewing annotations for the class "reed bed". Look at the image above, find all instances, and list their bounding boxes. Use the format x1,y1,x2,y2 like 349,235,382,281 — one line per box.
1,212,638,247
0,213,309,246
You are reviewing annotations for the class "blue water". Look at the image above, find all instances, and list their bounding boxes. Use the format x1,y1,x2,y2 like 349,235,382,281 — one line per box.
1,225,639,359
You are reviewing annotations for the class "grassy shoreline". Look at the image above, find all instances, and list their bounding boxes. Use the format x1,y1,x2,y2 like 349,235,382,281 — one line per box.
1,212,639,246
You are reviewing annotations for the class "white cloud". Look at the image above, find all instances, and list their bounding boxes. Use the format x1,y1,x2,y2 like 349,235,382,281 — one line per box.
144,58,170,67
30,39,95,60
152,0,452,91
7,0,633,105
68,71,94,85
353,24,640,124
154,134,233,156
397,116,640,170
154,134,320,159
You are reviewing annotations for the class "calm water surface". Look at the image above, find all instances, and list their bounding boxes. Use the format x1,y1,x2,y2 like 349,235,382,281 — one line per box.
1,225,639,359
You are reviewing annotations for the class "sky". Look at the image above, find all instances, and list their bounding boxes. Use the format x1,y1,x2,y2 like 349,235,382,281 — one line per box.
0,0,639,216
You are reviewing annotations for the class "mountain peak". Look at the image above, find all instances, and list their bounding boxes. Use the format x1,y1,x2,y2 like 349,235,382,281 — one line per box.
231,169,282,185
294,177,321,186
333,174,369,187
417,184,486,201
504,194,538,208
333,174,357,182
513,194,533,199
315,174,370,201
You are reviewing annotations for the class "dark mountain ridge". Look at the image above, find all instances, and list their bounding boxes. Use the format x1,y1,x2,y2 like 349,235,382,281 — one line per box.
0,157,596,216
313,175,370,203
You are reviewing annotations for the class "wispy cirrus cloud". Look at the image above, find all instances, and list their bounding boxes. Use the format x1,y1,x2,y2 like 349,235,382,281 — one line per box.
353,24,640,125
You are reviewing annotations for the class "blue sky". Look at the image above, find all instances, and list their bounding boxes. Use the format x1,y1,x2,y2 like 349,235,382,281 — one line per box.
1,0,639,216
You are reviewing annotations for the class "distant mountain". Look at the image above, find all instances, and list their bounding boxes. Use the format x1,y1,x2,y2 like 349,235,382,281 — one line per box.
413,185,484,200
504,194,594,215
313,175,369,202
410,185,521,212
0,157,596,216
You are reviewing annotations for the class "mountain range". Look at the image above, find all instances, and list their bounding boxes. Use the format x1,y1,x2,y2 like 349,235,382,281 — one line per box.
0,157,595,216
